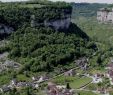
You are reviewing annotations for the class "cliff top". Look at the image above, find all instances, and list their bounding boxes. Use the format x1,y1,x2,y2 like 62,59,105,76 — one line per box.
0,0,72,9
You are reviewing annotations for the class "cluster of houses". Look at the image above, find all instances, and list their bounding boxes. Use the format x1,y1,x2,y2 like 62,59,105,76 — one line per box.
91,73,103,84
1,56,113,95
75,57,89,70
64,69,76,77
0,75,49,93
46,82,75,95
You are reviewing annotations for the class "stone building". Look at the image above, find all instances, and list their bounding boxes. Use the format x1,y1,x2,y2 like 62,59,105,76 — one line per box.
46,82,75,95
97,8,113,23
64,69,76,76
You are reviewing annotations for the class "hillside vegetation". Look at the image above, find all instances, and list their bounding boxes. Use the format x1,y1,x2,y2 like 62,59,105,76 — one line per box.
72,3,113,67
0,1,96,74
9,24,95,73
0,1,72,30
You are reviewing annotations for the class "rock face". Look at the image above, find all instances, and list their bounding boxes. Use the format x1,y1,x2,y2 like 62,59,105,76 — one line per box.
31,12,72,30
44,16,71,30
0,24,14,34
97,8,113,23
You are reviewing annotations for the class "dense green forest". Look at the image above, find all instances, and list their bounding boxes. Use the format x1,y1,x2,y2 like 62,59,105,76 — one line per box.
0,1,72,30
0,1,97,73
9,24,96,72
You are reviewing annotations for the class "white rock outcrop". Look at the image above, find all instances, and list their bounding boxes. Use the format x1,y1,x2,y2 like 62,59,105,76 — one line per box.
97,8,113,23
31,14,71,30
44,17,71,30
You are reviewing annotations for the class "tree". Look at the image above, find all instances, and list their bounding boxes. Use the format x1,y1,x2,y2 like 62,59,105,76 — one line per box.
66,83,71,89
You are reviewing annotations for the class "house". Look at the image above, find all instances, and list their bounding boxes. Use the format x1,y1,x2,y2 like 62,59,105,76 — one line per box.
62,89,75,95
32,75,49,83
97,88,107,94
37,75,49,83
56,85,66,90
64,69,76,76
106,61,113,85
46,82,74,95
32,76,40,81
9,79,17,88
106,63,113,70
75,57,88,70
16,82,28,88
46,82,59,95
92,73,103,84
106,69,113,85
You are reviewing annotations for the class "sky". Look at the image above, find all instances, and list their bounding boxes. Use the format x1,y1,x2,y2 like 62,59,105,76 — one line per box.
1,0,113,4
51,0,113,4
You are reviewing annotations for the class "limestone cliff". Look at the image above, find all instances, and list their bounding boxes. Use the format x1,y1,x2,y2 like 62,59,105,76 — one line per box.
44,15,71,30
0,1,72,32
0,24,14,34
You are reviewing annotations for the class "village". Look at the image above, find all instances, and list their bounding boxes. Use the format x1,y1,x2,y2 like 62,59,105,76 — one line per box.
0,50,113,95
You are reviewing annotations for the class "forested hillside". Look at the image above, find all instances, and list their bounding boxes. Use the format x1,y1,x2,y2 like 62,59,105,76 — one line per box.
0,1,96,73
9,24,96,72
0,1,71,30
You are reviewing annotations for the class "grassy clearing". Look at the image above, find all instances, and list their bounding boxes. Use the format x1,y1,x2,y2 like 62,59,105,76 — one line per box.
73,17,113,46
85,83,98,90
0,74,11,85
89,68,106,75
70,77,92,89
19,4,44,8
77,90,99,95
52,75,92,89
36,90,45,95
17,74,31,82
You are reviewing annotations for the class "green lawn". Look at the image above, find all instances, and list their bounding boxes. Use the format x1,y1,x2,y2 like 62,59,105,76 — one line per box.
19,4,44,8
17,74,31,82
0,75,11,85
73,17,113,46
52,75,92,89
85,83,98,90
77,90,99,95
70,77,92,89
36,90,45,95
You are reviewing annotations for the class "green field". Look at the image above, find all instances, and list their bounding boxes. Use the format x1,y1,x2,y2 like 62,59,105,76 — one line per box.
52,75,92,89
77,90,99,95
73,17,113,46
70,77,92,89
19,4,44,8
0,74,11,85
